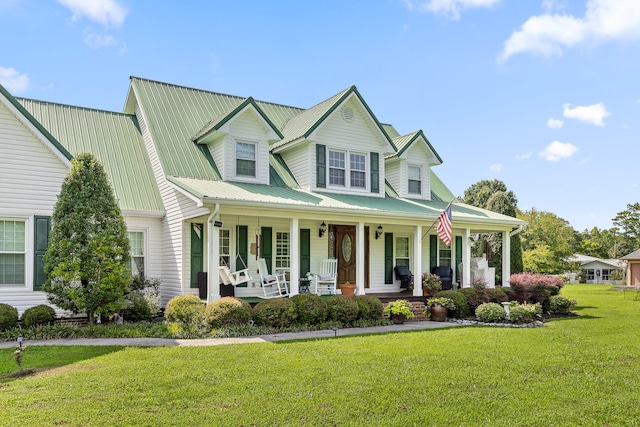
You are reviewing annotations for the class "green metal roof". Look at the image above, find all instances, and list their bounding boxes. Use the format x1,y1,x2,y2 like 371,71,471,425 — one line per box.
17,98,164,212
430,170,455,202
389,130,443,164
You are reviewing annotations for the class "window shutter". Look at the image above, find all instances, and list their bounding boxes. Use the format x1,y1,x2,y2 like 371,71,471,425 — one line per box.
261,227,272,274
370,152,379,193
316,144,326,188
190,223,204,289
300,229,311,277
430,235,438,271
384,232,394,284
33,216,50,291
236,225,248,287
455,236,462,283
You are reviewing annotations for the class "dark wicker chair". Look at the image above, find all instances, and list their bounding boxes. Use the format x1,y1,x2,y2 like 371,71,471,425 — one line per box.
394,265,414,290
431,266,453,290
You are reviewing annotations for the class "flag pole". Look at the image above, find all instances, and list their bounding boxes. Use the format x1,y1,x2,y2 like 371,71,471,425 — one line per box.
421,199,454,241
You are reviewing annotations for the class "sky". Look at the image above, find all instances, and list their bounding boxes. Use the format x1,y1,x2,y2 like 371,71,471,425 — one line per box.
1,0,638,232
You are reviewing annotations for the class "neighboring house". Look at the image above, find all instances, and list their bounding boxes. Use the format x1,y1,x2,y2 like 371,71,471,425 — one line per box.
620,249,640,286
568,254,625,284
0,77,526,315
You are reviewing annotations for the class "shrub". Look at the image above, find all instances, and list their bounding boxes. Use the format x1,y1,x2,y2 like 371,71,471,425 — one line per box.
509,303,541,324
487,287,509,304
125,277,161,322
383,300,415,319
509,272,563,309
456,287,489,312
325,295,359,324
290,293,328,325
549,295,577,314
0,303,19,331
164,295,206,333
21,304,56,328
475,303,505,323
435,290,471,318
354,295,383,321
205,297,252,328
253,298,297,328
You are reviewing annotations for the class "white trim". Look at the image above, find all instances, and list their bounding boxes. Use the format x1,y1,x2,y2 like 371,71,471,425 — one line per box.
327,149,369,192
127,228,147,278
0,216,32,291
234,140,259,182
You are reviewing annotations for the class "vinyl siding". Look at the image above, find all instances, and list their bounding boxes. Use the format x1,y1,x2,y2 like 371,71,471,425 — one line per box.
226,110,271,185
280,142,311,189
125,216,163,280
401,142,433,200
385,161,401,196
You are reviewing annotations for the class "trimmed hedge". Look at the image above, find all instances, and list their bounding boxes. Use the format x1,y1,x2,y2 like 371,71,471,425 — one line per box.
205,297,252,328
0,303,19,331
164,295,206,332
475,303,505,323
325,295,359,324
354,295,383,321
549,295,577,314
509,303,541,324
290,293,328,325
434,290,471,318
21,304,56,328
253,298,298,328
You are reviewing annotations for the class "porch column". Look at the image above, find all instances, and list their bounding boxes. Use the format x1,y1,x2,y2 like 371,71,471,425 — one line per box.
413,225,423,296
207,221,221,303
356,222,365,295
502,230,511,287
462,228,471,288
290,218,300,295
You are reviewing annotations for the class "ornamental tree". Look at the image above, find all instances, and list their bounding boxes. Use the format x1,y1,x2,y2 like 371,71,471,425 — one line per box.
43,153,131,324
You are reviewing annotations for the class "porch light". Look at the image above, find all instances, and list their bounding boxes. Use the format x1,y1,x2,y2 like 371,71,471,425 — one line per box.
375,225,383,240
319,221,327,238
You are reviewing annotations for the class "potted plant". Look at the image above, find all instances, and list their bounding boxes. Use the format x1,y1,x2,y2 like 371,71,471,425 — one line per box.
425,297,454,322
340,281,356,297
383,299,415,324
422,272,442,296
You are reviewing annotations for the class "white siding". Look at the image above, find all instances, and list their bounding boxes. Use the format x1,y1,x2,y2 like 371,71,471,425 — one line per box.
225,110,271,185
385,161,401,196
280,142,311,189
126,216,163,280
401,143,433,200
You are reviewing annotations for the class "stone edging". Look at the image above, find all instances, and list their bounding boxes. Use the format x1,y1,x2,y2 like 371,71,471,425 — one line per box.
446,319,545,328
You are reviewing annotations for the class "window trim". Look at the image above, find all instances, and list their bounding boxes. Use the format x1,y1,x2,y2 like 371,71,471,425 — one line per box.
0,217,29,289
275,230,290,270
327,149,369,191
219,228,231,267
407,164,422,195
127,229,147,279
235,140,258,180
394,235,411,268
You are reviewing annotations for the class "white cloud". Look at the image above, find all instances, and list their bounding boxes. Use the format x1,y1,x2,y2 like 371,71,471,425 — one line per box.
501,0,640,60
547,117,564,128
0,66,29,93
57,0,128,28
515,152,532,160
489,163,503,172
538,141,578,161
402,0,501,20
563,102,610,126
84,33,117,48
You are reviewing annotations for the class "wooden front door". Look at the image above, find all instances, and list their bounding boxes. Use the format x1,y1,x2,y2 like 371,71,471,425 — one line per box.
331,225,370,288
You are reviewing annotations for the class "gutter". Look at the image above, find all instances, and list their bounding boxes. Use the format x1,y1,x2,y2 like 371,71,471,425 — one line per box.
510,225,524,237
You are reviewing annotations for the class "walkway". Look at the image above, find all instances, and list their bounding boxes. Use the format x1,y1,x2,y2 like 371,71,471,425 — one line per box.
0,320,458,349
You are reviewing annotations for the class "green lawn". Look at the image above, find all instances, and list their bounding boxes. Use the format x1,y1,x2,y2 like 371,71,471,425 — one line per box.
1,285,639,426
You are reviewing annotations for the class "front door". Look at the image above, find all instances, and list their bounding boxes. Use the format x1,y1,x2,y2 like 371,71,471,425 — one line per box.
331,225,370,288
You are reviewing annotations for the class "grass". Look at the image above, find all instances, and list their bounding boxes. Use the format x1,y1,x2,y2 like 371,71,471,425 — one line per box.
1,284,639,426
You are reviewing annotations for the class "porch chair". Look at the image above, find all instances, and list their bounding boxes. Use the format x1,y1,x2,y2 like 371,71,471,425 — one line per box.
313,259,338,295
257,258,289,298
394,265,414,290
432,266,453,290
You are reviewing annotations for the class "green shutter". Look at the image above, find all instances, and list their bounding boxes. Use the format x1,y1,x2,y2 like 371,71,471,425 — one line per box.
33,216,50,291
370,152,379,193
190,223,204,289
455,236,462,283
236,225,248,287
316,144,326,188
384,232,394,284
300,229,311,277
261,227,272,274
430,235,438,270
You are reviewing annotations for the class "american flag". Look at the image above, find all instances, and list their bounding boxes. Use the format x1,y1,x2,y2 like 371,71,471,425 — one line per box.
436,204,452,246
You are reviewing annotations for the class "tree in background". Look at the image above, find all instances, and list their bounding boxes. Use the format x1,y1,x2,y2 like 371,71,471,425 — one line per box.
43,153,131,325
463,179,523,281
613,202,640,256
575,226,626,259
518,208,575,274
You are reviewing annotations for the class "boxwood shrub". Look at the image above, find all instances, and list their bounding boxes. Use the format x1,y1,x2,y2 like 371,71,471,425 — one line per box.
325,295,359,324
290,293,328,325
253,298,298,328
164,295,206,332
0,303,19,331
354,295,383,321
21,304,56,328
475,302,505,323
205,297,252,328
509,303,541,324
549,295,577,314
434,290,470,318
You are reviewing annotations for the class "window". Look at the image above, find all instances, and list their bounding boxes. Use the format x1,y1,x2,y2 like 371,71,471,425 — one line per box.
439,243,452,267
329,150,345,186
601,269,610,281
236,141,256,177
276,232,290,269
395,236,410,267
586,269,594,281
128,231,145,278
328,149,367,189
219,229,230,267
408,165,422,194
0,220,26,286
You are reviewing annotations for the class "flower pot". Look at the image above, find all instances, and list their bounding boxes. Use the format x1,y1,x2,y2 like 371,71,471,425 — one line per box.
391,313,407,324
422,288,432,297
430,304,448,322
340,284,356,297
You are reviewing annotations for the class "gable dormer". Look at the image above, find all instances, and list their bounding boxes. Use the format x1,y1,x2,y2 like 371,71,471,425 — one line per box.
192,97,282,185
272,86,395,197
385,130,442,200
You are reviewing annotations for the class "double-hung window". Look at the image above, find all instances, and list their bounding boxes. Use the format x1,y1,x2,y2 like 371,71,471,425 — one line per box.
219,229,230,267
275,232,290,269
0,220,26,286
128,231,145,278
395,236,410,267
329,150,345,186
328,149,367,189
408,165,422,195
236,141,256,177
350,153,366,188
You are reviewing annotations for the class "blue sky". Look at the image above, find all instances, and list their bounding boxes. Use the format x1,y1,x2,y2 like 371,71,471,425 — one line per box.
1,0,638,232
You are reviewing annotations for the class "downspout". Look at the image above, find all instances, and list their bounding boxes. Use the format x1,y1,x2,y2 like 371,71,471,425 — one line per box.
510,225,523,237
207,203,220,304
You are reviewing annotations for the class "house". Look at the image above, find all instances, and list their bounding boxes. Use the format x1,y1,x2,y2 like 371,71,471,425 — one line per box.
0,77,525,315
620,249,640,286
568,254,625,284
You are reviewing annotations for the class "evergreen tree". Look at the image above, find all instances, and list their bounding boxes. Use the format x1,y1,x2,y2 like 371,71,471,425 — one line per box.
43,153,131,324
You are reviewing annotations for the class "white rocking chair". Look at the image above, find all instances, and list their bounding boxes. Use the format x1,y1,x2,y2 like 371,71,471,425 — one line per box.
257,258,289,298
219,255,252,286
314,259,338,295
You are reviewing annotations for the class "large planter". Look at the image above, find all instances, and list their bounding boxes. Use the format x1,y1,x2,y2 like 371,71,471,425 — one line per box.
430,304,448,322
340,284,356,297
391,313,408,324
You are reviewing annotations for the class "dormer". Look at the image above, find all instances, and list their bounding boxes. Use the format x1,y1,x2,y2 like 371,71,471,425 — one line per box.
192,97,282,185
271,86,395,197
385,130,442,200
